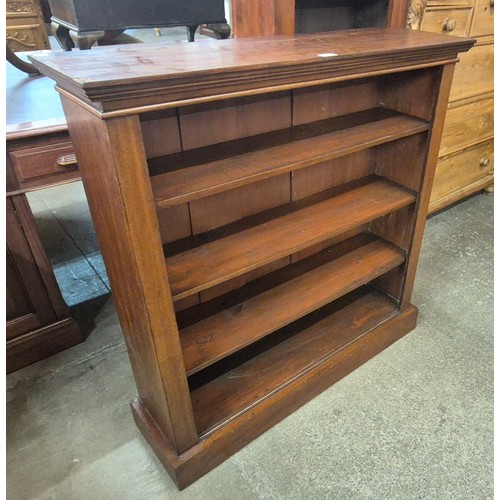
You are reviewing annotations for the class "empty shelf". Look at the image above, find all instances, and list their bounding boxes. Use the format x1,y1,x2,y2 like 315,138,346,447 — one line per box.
166,179,414,300
151,108,428,207
180,235,405,376
189,287,399,436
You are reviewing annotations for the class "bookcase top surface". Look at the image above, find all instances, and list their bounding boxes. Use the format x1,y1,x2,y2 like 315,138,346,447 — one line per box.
29,28,474,114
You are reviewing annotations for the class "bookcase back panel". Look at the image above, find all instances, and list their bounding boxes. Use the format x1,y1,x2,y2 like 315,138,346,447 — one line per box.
178,92,292,150
140,108,182,159
157,203,192,243
381,67,441,121
292,77,383,124
291,149,374,200
200,258,290,302
375,133,429,192
189,175,291,235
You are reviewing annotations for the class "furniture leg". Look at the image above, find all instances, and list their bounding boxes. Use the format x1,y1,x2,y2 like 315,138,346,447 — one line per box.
6,46,40,76
51,21,74,51
98,29,126,45
186,24,198,42
69,30,106,50
199,23,231,39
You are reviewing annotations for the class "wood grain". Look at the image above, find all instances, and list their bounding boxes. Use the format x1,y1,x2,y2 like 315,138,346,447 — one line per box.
431,139,494,205
178,93,292,151
167,179,415,300
400,63,456,308
292,78,381,125
420,7,473,37
60,96,198,454
140,109,182,159
29,29,473,489
29,29,474,113
449,38,493,102
470,0,494,36
439,95,493,157
189,288,400,435
181,237,405,376
132,295,418,488
151,109,427,208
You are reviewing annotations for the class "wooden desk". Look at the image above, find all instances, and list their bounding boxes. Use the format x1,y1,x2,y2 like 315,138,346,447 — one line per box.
6,59,82,373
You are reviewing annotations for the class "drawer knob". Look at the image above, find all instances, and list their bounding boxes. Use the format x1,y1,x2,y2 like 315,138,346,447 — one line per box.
56,153,77,167
479,157,490,168
443,18,457,32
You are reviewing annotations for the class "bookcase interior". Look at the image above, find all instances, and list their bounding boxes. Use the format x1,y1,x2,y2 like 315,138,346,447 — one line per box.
135,66,440,438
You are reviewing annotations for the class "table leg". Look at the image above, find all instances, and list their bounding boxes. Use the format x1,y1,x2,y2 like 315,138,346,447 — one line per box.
51,21,75,51
6,46,40,76
69,30,106,50
186,24,198,42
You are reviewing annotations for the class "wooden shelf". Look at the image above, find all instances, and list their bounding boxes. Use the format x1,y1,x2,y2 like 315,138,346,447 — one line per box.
180,234,405,376
167,178,415,300
32,28,473,489
150,108,428,208
189,287,399,436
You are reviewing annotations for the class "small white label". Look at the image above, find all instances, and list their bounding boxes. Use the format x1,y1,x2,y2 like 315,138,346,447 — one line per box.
317,52,338,57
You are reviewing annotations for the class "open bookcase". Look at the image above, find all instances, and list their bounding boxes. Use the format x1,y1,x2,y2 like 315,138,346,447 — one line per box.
31,28,474,489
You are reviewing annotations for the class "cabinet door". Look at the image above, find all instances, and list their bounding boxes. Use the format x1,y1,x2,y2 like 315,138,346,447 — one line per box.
6,196,57,339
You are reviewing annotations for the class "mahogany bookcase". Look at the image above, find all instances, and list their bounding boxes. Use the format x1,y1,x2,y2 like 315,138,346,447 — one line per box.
30,29,473,489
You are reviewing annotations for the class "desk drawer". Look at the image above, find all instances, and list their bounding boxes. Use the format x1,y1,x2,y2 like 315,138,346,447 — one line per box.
9,142,78,183
432,140,494,204
440,96,494,157
449,40,494,101
420,7,473,36
471,0,494,36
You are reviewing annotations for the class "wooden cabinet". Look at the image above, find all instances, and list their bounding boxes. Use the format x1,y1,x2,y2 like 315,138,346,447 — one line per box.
6,0,50,52
230,0,409,37
6,194,82,373
408,0,494,211
30,29,473,489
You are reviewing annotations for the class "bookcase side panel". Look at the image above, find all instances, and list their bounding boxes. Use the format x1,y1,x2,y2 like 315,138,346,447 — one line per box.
400,63,457,307
60,96,199,454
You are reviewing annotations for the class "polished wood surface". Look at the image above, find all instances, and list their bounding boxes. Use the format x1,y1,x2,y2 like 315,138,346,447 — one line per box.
29,29,474,113
150,108,428,207
31,29,473,489
133,299,418,487
181,235,405,376
166,179,415,300
60,97,199,454
189,287,401,435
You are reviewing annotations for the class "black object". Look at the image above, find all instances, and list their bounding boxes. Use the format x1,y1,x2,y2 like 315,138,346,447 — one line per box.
48,0,230,49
